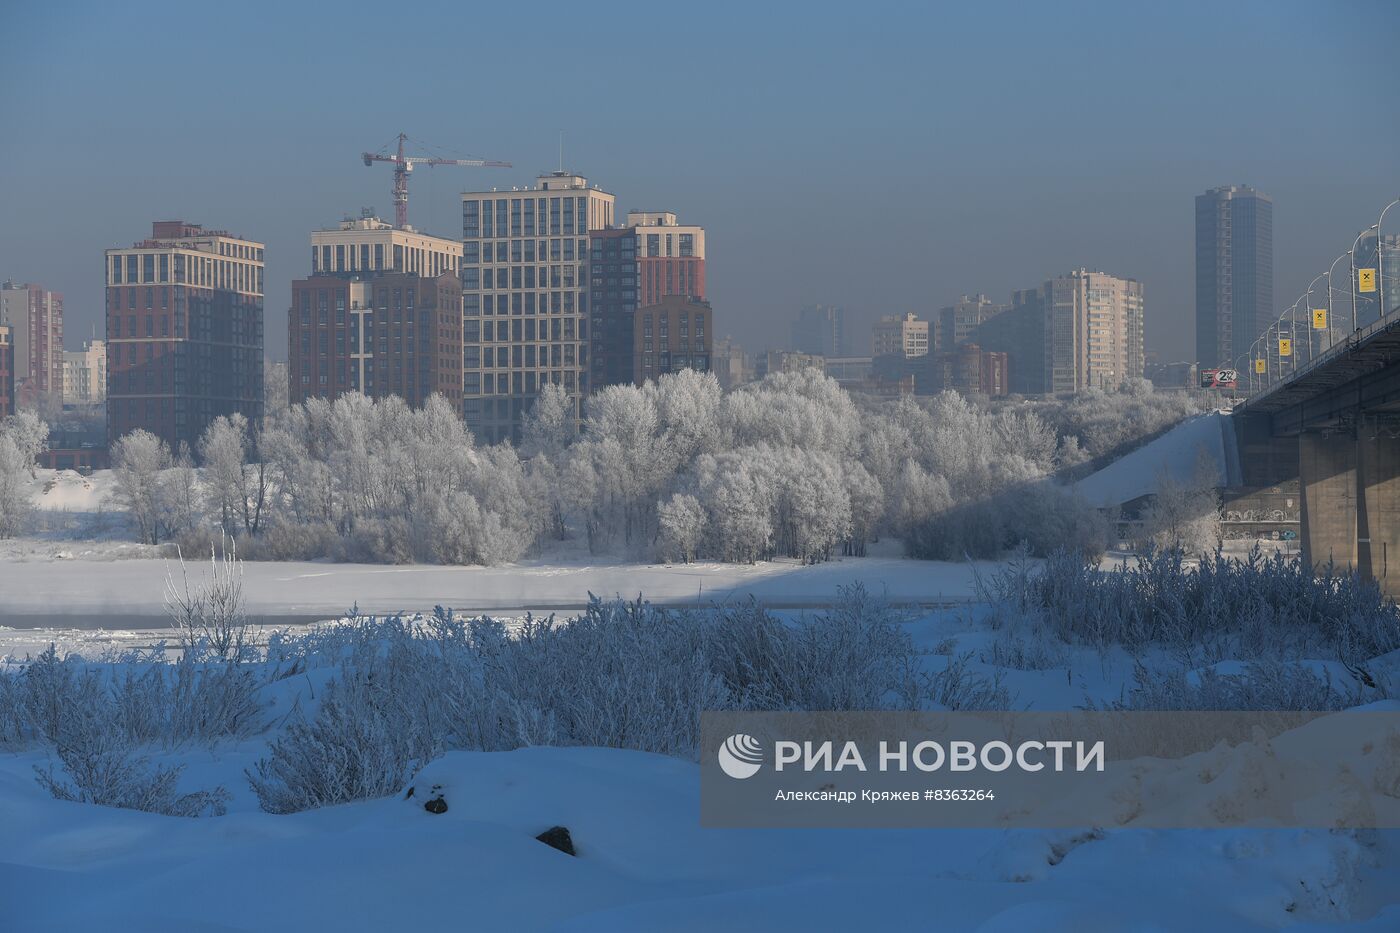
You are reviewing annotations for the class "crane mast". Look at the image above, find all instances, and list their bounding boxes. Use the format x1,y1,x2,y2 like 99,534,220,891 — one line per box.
362,133,511,229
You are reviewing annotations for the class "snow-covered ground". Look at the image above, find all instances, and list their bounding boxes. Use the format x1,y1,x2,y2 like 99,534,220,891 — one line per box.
5,465,1391,930
3,598,1399,930
3,741,1397,932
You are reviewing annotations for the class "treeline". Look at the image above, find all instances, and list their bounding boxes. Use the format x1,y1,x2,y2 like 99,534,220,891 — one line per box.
83,370,1210,565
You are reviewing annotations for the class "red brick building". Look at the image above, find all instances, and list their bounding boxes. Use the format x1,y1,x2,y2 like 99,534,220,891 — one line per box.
290,272,462,407
633,296,712,385
105,222,264,451
289,216,464,409
590,211,706,389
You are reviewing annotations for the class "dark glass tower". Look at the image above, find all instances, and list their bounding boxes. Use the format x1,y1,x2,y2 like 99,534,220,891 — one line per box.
1196,185,1273,369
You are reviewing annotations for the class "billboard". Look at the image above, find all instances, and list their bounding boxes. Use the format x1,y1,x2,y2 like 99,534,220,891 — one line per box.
1199,368,1238,389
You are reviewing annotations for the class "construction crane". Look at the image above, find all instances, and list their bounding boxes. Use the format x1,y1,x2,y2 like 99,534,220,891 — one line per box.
362,133,511,229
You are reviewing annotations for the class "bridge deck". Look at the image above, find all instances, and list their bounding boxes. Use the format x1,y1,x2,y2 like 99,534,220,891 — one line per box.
1238,315,1400,434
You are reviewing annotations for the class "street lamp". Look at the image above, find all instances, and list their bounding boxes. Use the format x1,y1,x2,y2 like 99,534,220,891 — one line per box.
1378,197,1399,319
1327,250,1351,353
1352,224,1380,335
1289,298,1303,374
1304,272,1327,362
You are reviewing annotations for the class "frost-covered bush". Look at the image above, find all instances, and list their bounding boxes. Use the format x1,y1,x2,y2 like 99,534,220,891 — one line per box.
164,539,253,661
1030,546,1400,663
34,720,229,818
247,673,438,815
925,652,1012,710
0,645,267,750
1110,661,1373,712
247,586,922,812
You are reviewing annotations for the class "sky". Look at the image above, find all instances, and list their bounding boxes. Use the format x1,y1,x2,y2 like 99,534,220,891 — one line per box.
1,0,1397,363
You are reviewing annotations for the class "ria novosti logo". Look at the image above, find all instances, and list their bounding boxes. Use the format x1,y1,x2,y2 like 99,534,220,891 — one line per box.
717,733,764,779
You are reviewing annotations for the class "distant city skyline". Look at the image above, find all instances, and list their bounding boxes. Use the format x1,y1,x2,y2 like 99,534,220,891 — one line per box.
1,0,1396,365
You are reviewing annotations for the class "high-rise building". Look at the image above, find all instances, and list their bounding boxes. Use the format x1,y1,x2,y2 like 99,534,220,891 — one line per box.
938,294,1004,350
0,325,13,418
756,349,824,379
871,312,930,358
462,173,616,444
590,210,706,388
712,336,751,390
633,295,712,385
105,221,264,451
870,344,1008,398
977,271,1143,394
1042,269,1144,393
1196,185,1272,369
790,304,849,357
62,340,106,404
0,280,64,407
977,289,1046,395
289,215,463,409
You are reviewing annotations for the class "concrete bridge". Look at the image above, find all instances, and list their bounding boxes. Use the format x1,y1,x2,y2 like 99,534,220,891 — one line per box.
1232,312,1400,594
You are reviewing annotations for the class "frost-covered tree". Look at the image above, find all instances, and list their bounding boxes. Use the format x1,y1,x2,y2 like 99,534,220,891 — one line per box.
1,410,49,478
111,430,173,544
520,382,576,458
1142,447,1222,556
199,413,266,536
657,493,706,563
160,444,203,542
0,436,32,538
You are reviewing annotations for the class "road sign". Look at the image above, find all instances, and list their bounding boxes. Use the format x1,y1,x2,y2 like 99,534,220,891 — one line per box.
1312,308,1327,329
1254,359,1266,374
1359,268,1377,293
1279,338,1292,357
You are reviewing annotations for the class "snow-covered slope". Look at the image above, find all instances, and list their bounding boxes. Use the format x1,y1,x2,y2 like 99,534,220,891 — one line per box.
1073,411,1232,508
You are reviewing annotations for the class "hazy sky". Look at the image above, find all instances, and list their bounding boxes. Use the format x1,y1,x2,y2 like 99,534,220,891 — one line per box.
1,0,1397,363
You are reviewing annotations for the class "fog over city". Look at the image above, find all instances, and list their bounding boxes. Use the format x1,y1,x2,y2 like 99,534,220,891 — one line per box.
4,3,1400,931
2,0,1396,361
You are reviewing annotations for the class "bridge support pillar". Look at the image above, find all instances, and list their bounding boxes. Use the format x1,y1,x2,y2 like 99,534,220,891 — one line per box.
1299,430,1357,572
1358,422,1400,595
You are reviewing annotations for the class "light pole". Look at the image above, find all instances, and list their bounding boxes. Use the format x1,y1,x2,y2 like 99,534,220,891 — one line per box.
1290,299,1302,374
1305,272,1326,363
1378,198,1399,319
1269,320,1280,384
1352,224,1379,335
1327,250,1350,353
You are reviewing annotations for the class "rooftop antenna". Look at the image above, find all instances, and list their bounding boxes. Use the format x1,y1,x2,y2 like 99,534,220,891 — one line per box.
558,131,564,173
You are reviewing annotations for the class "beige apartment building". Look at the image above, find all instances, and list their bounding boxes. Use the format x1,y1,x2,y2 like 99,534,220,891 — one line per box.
310,213,462,280
1043,269,1144,393
63,340,106,403
0,280,64,405
461,172,616,444
872,312,930,358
